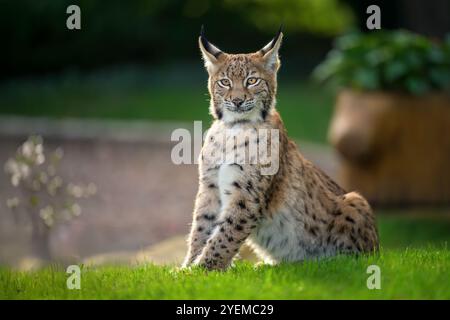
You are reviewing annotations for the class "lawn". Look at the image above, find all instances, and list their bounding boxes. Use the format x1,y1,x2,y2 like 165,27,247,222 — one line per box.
0,67,334,144
1,212,449,300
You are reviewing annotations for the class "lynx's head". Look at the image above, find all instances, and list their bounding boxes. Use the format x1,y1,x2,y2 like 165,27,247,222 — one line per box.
199,26,283,124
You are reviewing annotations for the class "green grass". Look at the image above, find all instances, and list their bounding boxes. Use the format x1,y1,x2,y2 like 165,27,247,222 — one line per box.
1,213,449,300
0,70,334,143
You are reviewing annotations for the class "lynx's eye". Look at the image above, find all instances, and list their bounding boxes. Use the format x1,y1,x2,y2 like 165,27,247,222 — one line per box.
246,77,259,86
218,79,231,87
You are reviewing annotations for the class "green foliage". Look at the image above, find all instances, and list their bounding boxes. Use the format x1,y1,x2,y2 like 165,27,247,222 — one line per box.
0,69,334,144
314,30,450,95
224,0,355,36
2,0,353,77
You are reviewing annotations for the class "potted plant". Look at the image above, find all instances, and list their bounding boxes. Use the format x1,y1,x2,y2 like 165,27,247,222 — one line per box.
314,30,450,205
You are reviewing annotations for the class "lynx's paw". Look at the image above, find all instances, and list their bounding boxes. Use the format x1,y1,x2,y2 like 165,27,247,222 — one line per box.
192,253,228,271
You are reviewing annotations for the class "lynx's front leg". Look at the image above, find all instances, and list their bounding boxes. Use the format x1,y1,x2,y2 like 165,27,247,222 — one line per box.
194,164,271,270
183,180,221,267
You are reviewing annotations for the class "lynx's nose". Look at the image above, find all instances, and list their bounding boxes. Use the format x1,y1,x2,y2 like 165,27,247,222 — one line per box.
232,98,244,108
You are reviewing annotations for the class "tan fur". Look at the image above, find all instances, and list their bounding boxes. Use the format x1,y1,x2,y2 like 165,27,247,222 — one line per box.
183,32,379,270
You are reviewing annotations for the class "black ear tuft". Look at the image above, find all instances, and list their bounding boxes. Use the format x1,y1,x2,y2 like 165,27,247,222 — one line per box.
258,25,283,71
267,24,283,51
200,24,205,38
199,25,222,58
276,24,283,39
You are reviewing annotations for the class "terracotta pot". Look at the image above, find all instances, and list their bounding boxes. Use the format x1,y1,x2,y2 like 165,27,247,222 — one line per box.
329,89,450,206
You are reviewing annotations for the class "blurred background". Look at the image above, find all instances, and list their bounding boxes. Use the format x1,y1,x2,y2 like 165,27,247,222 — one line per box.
0,0,449,268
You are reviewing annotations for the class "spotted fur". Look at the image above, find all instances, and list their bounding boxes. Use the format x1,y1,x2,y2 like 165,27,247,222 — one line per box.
183,30,379,270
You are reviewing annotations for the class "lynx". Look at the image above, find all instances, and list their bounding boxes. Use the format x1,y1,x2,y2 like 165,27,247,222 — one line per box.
183,27,379,270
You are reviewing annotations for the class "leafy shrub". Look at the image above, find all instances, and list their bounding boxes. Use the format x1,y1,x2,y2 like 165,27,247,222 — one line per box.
314,30,450,95
4,136,97,259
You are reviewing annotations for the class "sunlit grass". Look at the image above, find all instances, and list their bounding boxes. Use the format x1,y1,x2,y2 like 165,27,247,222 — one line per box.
1,213,449,300
0,248,449,299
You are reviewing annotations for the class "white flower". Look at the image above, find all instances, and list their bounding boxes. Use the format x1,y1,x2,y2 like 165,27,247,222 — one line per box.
11,174,20,187
36,154,45,165
35,143,43,155
67,183,83,198
38,171,48,184
18,163,30,178
53,176,63,187
71,203,82,216
4,136,92,229
43,218,54,227
40,205,55,227
4,158,19,175
53,148,64,160
87,183,97,196
21,141,34,158
6,197,20,209
47,176,63,196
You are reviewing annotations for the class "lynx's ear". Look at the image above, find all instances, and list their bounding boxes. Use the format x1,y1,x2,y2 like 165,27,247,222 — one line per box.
199,25,225,74
259,26,283,72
